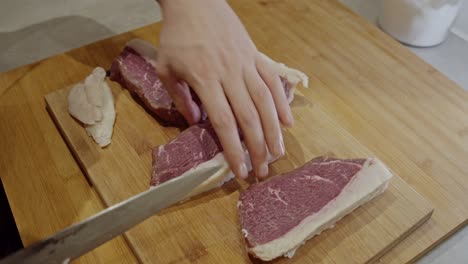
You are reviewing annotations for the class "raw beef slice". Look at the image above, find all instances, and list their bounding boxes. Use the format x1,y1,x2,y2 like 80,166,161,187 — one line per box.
151,122,253,198
109,39,188,127
151,123,222,186
109,39,308,127
238,156,393,261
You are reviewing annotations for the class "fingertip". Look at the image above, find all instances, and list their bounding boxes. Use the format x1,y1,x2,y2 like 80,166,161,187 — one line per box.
277,134,286,157
186,100,202,125
281,110,294,127
237,162,248,179
256,162,269,178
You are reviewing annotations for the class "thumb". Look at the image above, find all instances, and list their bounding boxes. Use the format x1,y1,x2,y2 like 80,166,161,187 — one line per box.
157,68,201,125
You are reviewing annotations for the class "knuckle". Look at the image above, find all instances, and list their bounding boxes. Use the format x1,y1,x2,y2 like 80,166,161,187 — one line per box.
211,109,235,130
251,85,271,101
228,150,245,166
237,105,259,128
156,64,170,77
192,59,209,75
219,54,230,73
248,142,267,161
219,48,238,69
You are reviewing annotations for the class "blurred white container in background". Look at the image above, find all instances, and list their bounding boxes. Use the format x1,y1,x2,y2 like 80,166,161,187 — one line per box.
379,0,464,46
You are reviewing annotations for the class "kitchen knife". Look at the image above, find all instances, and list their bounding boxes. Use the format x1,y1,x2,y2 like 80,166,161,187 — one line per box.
0,165,223,264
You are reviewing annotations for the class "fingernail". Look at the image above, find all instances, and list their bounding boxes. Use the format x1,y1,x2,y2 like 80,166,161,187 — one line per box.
275,134,285,158
271,141,285,159
238,162,248,179
287,111,294,126
278,139,285,156
257,162,269,178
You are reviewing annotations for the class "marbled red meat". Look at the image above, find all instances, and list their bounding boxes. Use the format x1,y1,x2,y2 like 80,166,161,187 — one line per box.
239,157,366,246
150,123,222,186
238,156,393,261
109,47,191,127
109,39,308,127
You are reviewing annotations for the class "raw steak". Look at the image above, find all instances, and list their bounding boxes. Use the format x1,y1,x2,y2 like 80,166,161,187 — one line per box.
238,156,393,261
109,39,308,127
150,122,242,198
109,39,189,127
151,122,223,186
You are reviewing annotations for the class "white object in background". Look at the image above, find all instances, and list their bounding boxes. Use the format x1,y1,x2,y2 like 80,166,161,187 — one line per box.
378,0,465,47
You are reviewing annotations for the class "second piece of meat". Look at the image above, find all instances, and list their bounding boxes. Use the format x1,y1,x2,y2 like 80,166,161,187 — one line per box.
109,38,308,127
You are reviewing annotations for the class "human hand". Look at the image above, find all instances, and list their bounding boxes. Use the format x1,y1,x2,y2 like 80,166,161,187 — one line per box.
156,0,293,179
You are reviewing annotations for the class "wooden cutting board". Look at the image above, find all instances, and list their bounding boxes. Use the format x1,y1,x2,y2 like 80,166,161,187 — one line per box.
3,0,468,263
45,80,433,263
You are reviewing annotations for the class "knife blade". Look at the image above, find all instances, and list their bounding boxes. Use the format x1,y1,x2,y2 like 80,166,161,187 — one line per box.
0,165,223,264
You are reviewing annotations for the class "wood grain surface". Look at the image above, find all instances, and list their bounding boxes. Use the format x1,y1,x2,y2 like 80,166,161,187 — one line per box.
45,78,433,263
1,0,467,263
